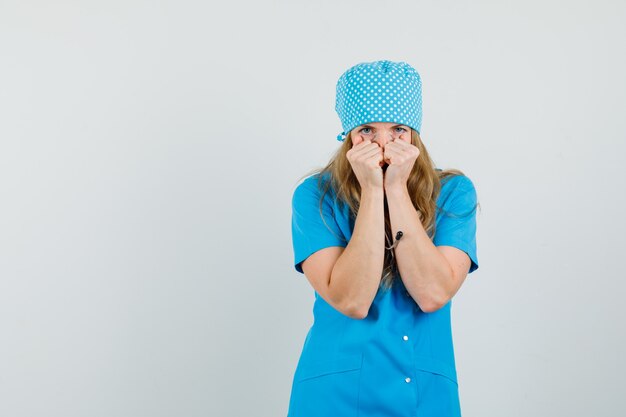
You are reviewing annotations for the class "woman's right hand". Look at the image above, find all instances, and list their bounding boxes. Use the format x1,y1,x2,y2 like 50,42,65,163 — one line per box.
346,138,384,191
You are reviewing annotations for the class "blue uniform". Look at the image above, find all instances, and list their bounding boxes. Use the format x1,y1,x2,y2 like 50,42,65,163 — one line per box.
287,171,479,417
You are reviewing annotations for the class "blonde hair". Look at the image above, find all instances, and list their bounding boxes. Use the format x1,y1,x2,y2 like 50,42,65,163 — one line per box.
297,129,478,291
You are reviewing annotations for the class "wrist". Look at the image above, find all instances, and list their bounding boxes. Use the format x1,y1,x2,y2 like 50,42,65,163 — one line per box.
384,184,409,198
362,186,385,197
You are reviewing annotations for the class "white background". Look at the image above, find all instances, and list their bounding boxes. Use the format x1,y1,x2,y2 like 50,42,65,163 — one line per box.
1,1,625,416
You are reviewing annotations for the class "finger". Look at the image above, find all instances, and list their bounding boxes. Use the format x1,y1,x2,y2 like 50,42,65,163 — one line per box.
351,137,368,149
362,146,384,163
387,140,407,150
356,141,382,155
385,142,413,160
383,147,399,161
348,146,379,166
349,141,374,160
352,143,380,160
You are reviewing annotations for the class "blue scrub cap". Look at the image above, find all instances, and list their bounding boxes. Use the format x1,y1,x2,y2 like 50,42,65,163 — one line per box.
335,60,423,142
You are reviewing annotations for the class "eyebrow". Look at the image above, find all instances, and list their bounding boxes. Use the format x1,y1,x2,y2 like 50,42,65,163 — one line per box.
359,124,408,128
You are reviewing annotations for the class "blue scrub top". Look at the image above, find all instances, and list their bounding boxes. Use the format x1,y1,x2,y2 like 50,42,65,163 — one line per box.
288,171,479,417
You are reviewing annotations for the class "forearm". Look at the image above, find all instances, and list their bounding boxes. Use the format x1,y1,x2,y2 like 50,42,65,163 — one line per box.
330,187,385,318
385,185,453,312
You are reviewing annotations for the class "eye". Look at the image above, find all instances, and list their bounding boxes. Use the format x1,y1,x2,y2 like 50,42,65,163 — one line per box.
395,127,408,133
359,127,372,134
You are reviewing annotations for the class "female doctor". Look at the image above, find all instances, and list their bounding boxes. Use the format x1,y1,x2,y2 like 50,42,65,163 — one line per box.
288,60,479,417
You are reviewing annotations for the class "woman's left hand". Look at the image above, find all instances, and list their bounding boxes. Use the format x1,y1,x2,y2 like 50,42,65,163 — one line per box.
383,139,420,191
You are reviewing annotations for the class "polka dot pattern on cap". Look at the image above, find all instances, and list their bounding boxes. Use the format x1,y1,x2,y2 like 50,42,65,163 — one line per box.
335,60,423,141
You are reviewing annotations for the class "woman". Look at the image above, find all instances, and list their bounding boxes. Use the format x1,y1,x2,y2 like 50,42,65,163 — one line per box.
288,60,479,417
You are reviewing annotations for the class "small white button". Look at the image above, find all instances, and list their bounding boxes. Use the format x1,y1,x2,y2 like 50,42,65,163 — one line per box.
403,335,409,341
405,377,411,383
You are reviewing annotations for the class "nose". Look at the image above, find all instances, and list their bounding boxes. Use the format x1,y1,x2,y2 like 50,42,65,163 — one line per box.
372,131,395,146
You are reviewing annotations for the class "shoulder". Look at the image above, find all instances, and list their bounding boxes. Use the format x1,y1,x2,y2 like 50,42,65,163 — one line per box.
440,173,475,192
295,172,322,189
293,172,333,198
437,174,477,214
292,172,335,212
439,174,476,201
293,174,320,201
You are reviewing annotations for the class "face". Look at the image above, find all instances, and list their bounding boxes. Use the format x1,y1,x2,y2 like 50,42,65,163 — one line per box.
350,122,412,167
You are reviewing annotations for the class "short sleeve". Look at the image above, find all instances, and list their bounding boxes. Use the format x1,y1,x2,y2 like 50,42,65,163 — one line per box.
291,177,348,274
433,176,479,274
